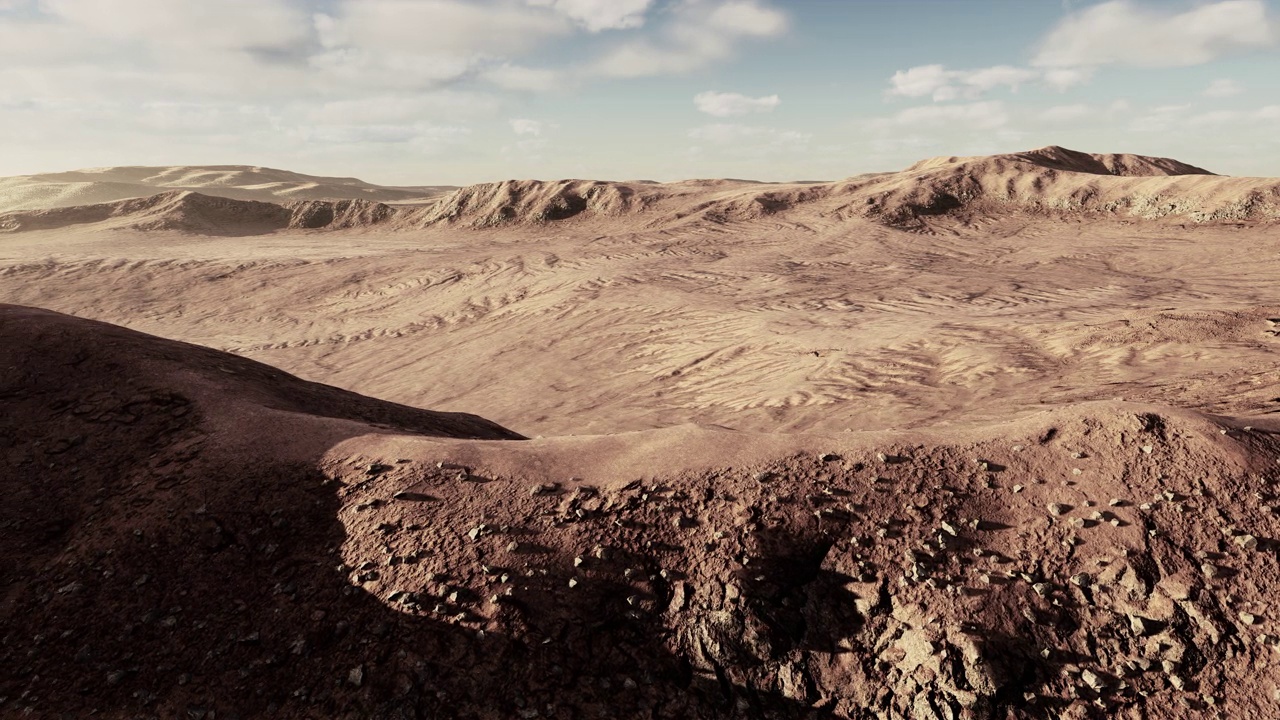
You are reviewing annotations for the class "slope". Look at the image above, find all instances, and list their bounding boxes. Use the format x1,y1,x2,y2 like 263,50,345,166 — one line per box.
5,306,1280,719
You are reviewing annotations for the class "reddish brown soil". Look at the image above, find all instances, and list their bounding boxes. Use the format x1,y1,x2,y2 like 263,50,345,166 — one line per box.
5,305,1280,719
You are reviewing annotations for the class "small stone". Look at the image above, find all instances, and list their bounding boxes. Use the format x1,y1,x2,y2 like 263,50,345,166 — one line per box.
1141,445,1154,454
568,578,579,588
1129,615,1156,636
1048,503,1070,516
1072,468,1082,476
530,483,560,496
1240,612,1258,625
940,522,958,536
347,666,365,687
1202,563,1221,579
1070,573,1091,587
1236,534,1259,550
1170,675,1186,690
1109,498,1122,507
1012,484,1024,493
1082,669,1104,690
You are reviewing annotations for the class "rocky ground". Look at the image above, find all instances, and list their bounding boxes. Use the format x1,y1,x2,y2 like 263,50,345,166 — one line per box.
5,305,1280,719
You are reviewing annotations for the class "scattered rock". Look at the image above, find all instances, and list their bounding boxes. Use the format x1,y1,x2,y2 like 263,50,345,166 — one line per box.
1235,534,1259,550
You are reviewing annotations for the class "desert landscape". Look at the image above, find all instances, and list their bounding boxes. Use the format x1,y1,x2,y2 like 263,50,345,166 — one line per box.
4,144,1280,719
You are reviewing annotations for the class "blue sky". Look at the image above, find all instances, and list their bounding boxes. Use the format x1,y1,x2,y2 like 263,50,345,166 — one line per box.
0,0,1277,184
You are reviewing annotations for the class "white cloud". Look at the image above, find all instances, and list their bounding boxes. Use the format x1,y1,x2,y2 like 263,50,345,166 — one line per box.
308,92,500,125
480,64,564,92
874,101,1010,131
1203,78,1244,97
686,123,811,159
310,0,574,90
962,65,1041,94
1034,0,1275,68
1187,105,1280,127
1043,67,1094,91
510,118,545,136
886,65,952,100
317,1,568,56
526,0,654,32
1129,104,1192,133
38,0,310,52
706,1,788,36
1040,104,1092,123
594,0,788,78
694,91,780,117
303,122,471,149
887,64,1054,102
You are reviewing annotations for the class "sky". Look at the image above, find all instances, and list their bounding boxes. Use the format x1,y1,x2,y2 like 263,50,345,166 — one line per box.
0,0,1277,185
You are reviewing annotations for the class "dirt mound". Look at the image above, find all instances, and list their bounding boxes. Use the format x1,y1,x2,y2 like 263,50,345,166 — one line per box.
408,179,649,227
858,148,1279,227
5,306,1280,718
1012,146,1215,177
287,199,397,230
0,191,295,235
908,147,1215,178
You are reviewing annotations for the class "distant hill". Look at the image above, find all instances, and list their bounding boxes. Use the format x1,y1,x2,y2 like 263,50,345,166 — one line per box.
0,164,453,213
2,147,1276,235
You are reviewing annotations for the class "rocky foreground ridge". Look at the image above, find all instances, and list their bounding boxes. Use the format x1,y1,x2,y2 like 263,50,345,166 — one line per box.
4,305,1280,718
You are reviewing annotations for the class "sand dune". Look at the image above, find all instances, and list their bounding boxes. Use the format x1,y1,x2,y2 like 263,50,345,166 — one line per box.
0,164,451,214
5,147,1280,718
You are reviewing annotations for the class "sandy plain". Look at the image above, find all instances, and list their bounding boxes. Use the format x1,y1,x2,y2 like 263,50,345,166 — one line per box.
4,146,1280,719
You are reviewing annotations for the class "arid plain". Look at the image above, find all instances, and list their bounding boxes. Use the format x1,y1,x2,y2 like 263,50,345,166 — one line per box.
5,146,1280,718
